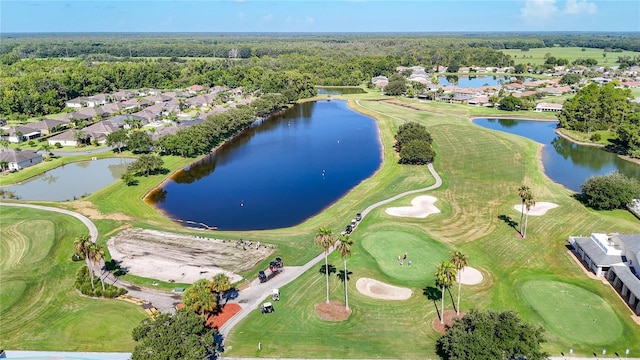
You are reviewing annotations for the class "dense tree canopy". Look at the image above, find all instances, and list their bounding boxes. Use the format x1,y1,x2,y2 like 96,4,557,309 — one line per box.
558,83,633,133
394,122,435,165
436,309,547,360
579,172,640,210
131,309,218,360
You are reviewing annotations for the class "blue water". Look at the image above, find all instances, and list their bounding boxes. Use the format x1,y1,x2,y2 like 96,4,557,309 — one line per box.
2,157,132,201
473,118,640,192
439,75,533,88
151,100,382,231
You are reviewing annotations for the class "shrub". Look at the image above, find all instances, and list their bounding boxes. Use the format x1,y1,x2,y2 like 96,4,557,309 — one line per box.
399,139,436,165
54,142,62,148
590,133,601,142
74,265,127,298
28,140,36,147
579,172,640,210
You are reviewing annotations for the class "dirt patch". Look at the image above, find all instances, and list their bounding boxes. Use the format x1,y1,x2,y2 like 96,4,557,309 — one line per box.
107,228,274,284
386,195,441,218
356,278,412,300
513,202,559,216
70,201,133,221
207,303,242,329
432,310,466,333
316,300,351,321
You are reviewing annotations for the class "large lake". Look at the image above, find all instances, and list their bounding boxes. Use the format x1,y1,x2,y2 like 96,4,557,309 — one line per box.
149,100,382,231
2,157,132,201
439,75,533,88
474,118,640,192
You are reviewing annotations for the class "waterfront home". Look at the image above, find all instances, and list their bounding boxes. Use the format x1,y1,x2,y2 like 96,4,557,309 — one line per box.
0,149,43,171
535,102,563,112
2,126,41,143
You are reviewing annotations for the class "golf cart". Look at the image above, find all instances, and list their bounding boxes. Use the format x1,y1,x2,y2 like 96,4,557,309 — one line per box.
272,288,280,301
260,302,274,314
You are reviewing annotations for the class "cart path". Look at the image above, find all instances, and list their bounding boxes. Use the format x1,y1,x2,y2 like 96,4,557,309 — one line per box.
0,201,181,312
220,162,441,337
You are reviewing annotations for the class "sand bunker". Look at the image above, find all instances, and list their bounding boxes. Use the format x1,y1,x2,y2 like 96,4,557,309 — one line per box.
513,202,559,216
458,266,483,285
107,228,274,284
385,195,441,218
356,278,412,300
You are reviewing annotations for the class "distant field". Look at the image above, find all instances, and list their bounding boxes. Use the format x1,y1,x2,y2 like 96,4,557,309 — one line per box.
503,47,640,66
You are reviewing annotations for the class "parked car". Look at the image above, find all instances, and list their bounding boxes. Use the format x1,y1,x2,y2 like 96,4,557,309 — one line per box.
356,213,362,221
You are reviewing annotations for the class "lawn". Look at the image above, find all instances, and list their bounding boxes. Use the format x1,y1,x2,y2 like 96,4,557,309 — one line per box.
502,47,640,66
520,279,622,345
0,206,147,351
225,96,640,358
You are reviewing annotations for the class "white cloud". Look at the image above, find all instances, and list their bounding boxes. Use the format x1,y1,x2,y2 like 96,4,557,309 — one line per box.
564,0,597,14
521,0,559,19
237,11,245,22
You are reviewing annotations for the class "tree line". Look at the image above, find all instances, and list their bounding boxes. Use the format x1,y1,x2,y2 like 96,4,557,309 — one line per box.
557,82,640,158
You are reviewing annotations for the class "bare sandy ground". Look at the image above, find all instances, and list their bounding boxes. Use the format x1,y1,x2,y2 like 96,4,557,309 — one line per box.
458,266,483,285
107,228,274,284
385,195,441,218
513,201,559,216
355,277,412,300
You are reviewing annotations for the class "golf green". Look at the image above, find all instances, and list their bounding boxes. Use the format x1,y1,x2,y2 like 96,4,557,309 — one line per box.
520,280,623,344
360,229,450,285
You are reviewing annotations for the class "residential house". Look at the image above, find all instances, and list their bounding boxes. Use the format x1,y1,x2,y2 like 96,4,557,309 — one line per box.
82,121,120,144
107,114,146,129
458,67,470,74
569,233,640,315
23,119,68,135
112,90,137,102
371,75,388,84
187,84,205,94
47,130,86,147
535,102,563,112
0,149,43,171
466,95,491,107
3,126,41,143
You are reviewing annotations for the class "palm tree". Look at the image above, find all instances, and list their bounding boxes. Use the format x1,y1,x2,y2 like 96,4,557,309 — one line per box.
0,160,8,172
435,261,456,324
450,252,469,316
183,279,218,317
89,244,105,291
336,234,354,310
522,192,536,239
73,234,95,290
517,185,531,235
315,226,336,303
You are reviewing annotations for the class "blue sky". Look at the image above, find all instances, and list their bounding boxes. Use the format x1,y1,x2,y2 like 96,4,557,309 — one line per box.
2,0,639,33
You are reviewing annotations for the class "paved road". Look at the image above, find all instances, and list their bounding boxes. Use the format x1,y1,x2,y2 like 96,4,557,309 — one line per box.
0,201,180,313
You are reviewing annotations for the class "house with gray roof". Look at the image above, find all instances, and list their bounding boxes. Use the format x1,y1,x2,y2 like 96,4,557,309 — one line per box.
569,233,640,315
0,149,43,171
24,119,68,135
2,126,41,143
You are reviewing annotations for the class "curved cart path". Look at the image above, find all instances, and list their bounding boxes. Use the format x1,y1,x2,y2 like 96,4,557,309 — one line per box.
0,202,182,312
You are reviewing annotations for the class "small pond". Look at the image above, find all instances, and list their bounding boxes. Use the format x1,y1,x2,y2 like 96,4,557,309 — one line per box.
149,100,382,231
473,118,640,192
438,75,534,88
2,157,133,201
316,87,367,95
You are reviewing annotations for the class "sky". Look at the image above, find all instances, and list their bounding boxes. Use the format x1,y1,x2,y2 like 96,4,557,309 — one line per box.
1,0,639,33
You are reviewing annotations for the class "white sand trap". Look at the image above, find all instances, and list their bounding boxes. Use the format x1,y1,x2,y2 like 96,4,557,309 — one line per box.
385,195,441,218
513,202,559,216
458,267,483,285
356,278,412,300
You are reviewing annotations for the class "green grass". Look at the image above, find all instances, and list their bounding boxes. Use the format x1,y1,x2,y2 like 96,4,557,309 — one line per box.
502,47,640,66
0,206,147,351
226,96,640,358
520,279,622,345
360,229,450,286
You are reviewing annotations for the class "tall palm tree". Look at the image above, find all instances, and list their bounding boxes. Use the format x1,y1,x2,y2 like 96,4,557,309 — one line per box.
184,279,218,317
89,244,105,291
523,192,536,239
517,185,531,235
450,252,469,316
73,234,94,290
435,260,456,324
315,226,336,303
336,234,354,310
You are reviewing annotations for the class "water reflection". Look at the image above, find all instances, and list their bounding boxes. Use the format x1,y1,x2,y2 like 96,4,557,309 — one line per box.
474,118,640,192
2,157,133,201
